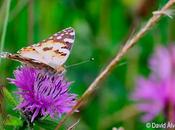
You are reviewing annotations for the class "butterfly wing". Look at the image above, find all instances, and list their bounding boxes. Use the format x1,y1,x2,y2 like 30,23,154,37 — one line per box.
6,53,56,71
18,27,75,69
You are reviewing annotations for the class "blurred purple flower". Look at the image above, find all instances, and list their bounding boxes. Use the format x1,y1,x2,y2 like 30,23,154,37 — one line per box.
132,45,175,122
8,66,77,122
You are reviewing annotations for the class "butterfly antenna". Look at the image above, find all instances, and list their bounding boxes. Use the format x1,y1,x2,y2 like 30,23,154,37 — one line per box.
0,52,11,58
65,58,94,69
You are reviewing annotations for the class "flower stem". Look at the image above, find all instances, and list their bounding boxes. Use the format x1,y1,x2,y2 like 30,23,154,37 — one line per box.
0,0,11,63
18,120,28,130
18,111,33,130
55,0,175,129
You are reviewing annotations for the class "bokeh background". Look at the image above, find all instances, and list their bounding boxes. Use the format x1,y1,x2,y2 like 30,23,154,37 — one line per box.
0,0,174,130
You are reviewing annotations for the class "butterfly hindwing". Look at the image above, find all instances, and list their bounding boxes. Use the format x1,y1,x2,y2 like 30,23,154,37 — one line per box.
17,27,75,69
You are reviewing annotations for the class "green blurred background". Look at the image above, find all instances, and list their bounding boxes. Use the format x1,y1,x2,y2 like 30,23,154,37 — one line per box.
0,0,174,129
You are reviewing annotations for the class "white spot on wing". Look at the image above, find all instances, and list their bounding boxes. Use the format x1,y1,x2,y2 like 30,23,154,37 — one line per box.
57,36,62,40
54,33,58,36
70,32,75,36
48,36,53,40
63,38,74,43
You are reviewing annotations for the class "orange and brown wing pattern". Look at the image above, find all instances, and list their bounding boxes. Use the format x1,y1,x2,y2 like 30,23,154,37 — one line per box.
17,27,75,69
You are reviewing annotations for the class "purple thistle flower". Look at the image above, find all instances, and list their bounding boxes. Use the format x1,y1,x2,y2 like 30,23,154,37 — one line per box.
8,66,77,122
132,45,175,122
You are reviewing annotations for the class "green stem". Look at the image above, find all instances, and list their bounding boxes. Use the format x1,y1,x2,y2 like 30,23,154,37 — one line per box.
18,120,28,130
0,0,11,60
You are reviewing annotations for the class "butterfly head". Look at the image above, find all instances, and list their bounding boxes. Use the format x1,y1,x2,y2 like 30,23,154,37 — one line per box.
55,65,66,74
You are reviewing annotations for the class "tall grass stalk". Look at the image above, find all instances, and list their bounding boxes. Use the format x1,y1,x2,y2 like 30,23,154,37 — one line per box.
0,0,11,63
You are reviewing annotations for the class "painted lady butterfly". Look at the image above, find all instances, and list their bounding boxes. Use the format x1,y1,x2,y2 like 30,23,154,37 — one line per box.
0,27,75,74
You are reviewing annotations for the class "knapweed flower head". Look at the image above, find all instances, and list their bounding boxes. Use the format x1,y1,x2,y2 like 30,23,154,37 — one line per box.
132,45,175,122
8,66,77,122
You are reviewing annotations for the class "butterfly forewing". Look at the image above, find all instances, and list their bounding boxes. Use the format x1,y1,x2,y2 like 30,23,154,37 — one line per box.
18,27,75,69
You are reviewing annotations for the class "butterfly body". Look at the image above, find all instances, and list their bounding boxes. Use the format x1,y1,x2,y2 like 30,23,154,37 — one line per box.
0,27,75,74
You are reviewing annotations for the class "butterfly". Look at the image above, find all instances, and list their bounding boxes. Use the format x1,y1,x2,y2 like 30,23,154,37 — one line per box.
0,27,75,74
